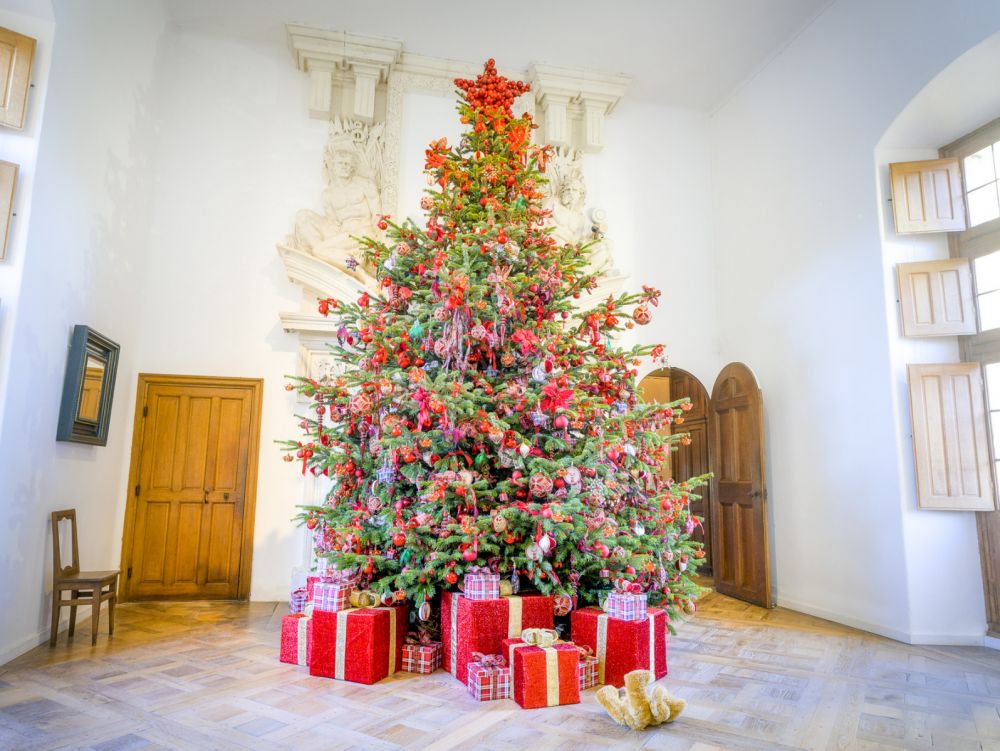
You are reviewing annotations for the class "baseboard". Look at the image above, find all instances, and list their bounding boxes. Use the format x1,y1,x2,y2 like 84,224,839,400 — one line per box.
777,596,985,646
0,604,107,668
985,634,1000,651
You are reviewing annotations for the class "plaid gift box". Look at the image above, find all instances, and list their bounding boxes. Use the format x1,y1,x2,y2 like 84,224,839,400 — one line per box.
289,587,308,614
402,642,442,674
467,656,511,701
313,582,353,612
578,654,599,690
604,590,647,622
463,570,501,601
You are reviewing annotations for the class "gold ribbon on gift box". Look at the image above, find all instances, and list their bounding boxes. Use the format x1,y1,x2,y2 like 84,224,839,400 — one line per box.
349,589,379,608
330,605,399,679
296,615,309,666
505,629,565,707
593,611,660,685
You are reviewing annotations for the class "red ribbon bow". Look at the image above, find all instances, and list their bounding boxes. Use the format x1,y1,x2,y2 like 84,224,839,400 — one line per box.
406,632,435,646
470,652,506,669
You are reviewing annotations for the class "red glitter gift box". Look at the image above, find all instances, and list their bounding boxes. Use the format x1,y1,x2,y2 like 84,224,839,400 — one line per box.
570,606,668,688
306,575,321,601
309,604,407,684
500,637,580,709
441,591,554,685
402,642,442,674
279,613,313,666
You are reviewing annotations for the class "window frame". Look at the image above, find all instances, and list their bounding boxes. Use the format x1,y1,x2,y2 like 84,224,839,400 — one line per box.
943,116,1000,497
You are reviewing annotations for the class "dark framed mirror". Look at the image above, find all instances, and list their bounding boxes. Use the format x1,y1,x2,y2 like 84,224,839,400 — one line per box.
56,325,119,445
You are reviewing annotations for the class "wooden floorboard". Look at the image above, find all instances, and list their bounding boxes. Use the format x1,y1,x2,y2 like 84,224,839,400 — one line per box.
1,593,999,750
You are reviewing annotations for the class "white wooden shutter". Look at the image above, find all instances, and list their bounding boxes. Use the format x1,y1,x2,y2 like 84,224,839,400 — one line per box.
897,259,976,336
0,27,34,130
907,363,996,510
890,158,967,234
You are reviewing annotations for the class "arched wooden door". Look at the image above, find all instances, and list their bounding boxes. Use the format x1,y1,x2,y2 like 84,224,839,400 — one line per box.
668,369,713,576
638,368,713,576
710,363,771,607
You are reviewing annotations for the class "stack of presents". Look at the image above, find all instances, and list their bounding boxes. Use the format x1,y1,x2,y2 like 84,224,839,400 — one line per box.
280,566,668,709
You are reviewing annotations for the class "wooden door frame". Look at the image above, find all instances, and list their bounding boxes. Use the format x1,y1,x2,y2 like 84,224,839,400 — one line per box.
118,373,264,603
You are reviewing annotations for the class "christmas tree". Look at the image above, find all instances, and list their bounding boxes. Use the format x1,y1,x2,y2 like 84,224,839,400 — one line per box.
284,59,707,625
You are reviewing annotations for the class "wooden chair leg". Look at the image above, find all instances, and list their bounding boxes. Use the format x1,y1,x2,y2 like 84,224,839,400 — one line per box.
49,589,60,647
68,590,79,637
91,593,100,646
108,589,115,636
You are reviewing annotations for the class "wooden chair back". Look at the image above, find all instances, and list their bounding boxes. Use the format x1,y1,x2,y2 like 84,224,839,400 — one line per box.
51,509,80,579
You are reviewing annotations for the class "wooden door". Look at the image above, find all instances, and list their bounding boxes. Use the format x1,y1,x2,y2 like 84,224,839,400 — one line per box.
669,369,713,575
638,371,671,480
710,363,772,607
122,375,262,601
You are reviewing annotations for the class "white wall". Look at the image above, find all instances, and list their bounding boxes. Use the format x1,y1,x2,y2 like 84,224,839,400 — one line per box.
0,0,167,663
711,0,1000,643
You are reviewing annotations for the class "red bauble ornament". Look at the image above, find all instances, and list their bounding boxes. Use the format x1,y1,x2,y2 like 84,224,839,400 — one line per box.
393,532,407,546
445,570,458,585
462,548,477,562
633,305,651,325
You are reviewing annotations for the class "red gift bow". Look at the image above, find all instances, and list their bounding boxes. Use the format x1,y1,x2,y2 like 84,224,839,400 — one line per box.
470,652,507,669
613,578,643,594
465,566,496,577
406,632,435,646
572,644,594,658
320,567,359,585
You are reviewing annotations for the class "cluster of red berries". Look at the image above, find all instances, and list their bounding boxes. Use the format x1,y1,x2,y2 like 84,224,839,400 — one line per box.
455,58,530,115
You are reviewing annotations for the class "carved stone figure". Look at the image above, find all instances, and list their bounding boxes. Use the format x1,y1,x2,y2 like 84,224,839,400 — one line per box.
546,147,615,277
289,119,385,291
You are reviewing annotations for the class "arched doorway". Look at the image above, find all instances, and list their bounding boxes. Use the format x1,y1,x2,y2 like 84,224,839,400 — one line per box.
638,367,713,577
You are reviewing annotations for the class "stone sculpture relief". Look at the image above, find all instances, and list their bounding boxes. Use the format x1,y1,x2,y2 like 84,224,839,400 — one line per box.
545,146,617,279
287,117,385,292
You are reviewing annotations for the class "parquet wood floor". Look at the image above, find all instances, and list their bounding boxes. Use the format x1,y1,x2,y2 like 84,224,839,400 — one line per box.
1,593,999,750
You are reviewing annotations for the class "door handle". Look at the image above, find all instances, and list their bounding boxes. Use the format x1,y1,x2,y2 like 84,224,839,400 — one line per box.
203,488,209,504
749,490,762,499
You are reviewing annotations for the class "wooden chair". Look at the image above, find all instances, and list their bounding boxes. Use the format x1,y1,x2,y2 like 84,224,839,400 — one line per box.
50,509,119,646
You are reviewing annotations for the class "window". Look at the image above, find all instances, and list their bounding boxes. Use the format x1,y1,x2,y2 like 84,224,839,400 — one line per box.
964,141,1000,226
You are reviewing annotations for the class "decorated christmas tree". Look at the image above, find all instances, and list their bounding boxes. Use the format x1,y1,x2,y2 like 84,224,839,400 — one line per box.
284,59,707,626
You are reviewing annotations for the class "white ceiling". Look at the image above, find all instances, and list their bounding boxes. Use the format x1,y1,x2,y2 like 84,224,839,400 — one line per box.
161,0,832,112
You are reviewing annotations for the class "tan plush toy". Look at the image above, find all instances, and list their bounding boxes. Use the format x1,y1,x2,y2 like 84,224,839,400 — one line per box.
596,669,686,730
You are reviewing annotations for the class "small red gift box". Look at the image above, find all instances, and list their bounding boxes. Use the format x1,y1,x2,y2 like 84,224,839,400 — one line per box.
578,654,599,690
467,656,511,701
441,591,554,685
313,582,353,612
402,642,442,674
604,590,647,621
279,613,312,666
570,606,668,688
463,571,501,601
306,575,321,601
309,604,407,684
501,637,580,709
